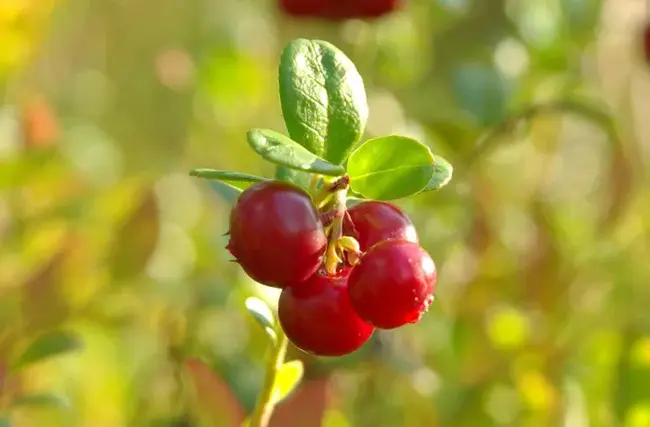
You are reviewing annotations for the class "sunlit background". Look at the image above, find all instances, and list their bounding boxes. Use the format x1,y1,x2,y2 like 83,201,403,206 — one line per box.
2,0,650,426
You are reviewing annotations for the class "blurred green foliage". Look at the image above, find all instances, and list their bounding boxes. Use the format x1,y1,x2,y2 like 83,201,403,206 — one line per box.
2,0,650,426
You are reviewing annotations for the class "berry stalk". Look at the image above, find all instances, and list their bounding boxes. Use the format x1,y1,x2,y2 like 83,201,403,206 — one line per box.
248,330,289,427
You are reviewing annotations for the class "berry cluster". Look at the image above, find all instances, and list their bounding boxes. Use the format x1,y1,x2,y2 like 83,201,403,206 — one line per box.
226,177,437,357
279,0,401,20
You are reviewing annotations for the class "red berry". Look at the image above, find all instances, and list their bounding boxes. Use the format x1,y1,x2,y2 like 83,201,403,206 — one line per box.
348,240,436,329
279,268,374,356
280,0,401,20
227,181,327,288
344,201,418,252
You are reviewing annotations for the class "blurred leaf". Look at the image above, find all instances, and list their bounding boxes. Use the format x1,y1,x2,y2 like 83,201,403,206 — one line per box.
184,358,245,427
469,95,619,163
421,155,454,192
107,187,159,281
452,64,509,127
0,417,9,427
11,392,71,409
271,360,304,404
347,135,434,200
189,169,265,190
279,38,368,165
209,181,243,206
561,0,602,42
269,377,330,427
21,235,71,330
244,297,277,344
12,330,82,371
247,129,345,176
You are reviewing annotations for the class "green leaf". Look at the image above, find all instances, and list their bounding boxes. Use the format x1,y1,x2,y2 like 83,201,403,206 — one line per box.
347,135,434,201
452,63,509,127
279,38,368,165
12,330,82,371
271,360,304,404
0,416,9,427
189,169,265,190
346,196,365,207
244,297,277,343
247,129,345,176
275,166,312,190
208,181,243,207
12,393,71,409
421,156,454,192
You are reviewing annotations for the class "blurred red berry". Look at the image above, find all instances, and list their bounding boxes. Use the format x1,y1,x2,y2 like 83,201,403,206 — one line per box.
279,0,402,20
279,268,374,356
21,96,59,150
227,181,327,288
348,240,436,329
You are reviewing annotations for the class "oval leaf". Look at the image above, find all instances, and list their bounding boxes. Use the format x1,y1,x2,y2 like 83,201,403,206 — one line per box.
347,136,434,200
421,155,454,192
189,169,266,190
247,129,344,176
272,360,304,404
209,181,243,207
275,166,312,190
12,330,82,371
244,297,277,343
12,393,71,409
279,38,368,165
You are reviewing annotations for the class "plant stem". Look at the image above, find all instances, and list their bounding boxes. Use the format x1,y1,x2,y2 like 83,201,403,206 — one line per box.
324,188,348,275
248,330,289,427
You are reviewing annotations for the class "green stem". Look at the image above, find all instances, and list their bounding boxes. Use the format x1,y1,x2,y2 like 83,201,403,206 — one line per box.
248,330,289,427
324,188,348,275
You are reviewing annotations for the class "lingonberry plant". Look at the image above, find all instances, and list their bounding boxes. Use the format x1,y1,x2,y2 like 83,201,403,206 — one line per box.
279,0,402,20
190,38,453,427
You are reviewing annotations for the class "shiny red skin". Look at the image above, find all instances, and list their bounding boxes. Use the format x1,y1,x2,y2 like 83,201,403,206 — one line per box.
279,0,402,20
279,268,374,356
344,201,418,252
227,181,327,289
348,240,436,329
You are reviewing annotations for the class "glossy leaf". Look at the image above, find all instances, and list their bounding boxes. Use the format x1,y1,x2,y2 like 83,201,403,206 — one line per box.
279,38,368,165
12,393,71,409
347,135,434,200
244,297,277,343
189,169,265,190
272,360,304,404
247,129,345,176
12,330,82,371
209,181,243,207
421,155,454,192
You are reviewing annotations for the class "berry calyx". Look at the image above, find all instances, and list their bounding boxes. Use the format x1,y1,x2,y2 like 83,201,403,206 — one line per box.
344,201,418,252
278,268,374,356
227,181,327,288
347,240,436,329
